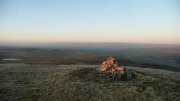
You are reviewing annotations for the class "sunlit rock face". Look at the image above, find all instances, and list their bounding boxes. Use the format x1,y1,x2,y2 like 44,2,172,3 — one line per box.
99,56,124,73
98,57,124,74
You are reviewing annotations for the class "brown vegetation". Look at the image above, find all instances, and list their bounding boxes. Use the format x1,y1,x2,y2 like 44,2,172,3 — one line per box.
1,64,179,101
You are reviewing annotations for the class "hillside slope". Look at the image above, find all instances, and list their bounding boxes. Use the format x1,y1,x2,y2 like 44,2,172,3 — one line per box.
0,64,179,101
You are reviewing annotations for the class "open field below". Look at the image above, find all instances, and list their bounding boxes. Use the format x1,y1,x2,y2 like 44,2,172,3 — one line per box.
0,44,180,72
0,64,180,101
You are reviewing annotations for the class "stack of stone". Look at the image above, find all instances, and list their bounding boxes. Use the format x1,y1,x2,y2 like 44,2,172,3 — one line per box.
97,56,136,80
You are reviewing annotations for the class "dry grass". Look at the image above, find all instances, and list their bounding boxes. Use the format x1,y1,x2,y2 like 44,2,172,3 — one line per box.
0,64,180,101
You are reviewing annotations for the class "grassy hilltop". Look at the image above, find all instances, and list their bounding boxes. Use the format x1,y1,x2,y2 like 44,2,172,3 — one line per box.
0,64,180,101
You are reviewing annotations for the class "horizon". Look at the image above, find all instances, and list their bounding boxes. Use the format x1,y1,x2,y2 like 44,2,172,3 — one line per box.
1,0,180,44
0,42,180,48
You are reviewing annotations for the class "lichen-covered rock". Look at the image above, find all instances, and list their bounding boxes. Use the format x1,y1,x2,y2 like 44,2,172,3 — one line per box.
124,69,136,80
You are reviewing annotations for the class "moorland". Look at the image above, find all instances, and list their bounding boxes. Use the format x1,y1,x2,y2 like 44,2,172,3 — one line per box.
0,43,180,101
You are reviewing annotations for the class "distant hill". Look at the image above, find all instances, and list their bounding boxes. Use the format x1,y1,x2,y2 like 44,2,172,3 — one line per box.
0,42,179,49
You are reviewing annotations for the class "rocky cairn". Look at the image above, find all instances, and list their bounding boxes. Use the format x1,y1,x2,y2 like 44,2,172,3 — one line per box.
97,56,136,80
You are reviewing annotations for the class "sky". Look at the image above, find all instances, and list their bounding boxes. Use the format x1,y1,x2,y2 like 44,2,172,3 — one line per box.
0,0,180,44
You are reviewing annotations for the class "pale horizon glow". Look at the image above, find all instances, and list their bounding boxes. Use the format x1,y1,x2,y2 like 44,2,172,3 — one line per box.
0,0,180,45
